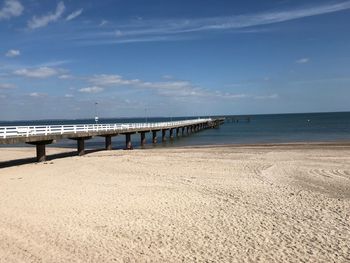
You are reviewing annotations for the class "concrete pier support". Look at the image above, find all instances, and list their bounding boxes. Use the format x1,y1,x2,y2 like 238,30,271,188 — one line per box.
140,132,146,147
182,127,185,135
125,133,133,150
27,140,53,162
152,131,157,144
162,129,167,142
105,135,112,150
69,137,91,156
169,129,174,139
36,144,46,162
176,128,180,136
186,126,190,134
77,138,85,156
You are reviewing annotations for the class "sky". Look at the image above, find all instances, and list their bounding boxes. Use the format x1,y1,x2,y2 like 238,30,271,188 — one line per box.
0,0,350,120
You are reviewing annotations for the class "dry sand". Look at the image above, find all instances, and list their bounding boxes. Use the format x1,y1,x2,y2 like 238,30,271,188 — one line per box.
0,145,349,262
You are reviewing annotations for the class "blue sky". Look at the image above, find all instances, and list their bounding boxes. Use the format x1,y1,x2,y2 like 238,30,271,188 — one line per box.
0,0,350,120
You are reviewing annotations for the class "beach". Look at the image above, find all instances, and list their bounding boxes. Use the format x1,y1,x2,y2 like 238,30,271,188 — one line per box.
0,145,349,262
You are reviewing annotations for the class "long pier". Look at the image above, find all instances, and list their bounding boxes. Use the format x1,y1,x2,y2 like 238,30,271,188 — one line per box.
0,118,224,162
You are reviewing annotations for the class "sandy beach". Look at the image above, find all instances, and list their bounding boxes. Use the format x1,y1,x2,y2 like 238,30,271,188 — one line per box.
0,145,349,262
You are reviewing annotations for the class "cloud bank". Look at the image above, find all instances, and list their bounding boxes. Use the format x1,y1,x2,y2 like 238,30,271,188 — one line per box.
66,8,83,21
0,0,23,20
14,67,61,78
27,1,65,29
77,1,350,44
5,49,20,57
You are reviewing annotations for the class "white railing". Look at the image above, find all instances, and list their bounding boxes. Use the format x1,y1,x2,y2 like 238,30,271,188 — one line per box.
0,118,212,139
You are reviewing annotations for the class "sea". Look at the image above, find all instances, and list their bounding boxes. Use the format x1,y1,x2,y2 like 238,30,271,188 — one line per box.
1,112,350,149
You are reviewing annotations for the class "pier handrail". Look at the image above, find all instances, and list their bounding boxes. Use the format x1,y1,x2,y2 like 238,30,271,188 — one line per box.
0,118,212,139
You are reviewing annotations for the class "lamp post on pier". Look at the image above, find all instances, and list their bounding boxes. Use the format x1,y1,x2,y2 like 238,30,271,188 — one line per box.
94,102,99,124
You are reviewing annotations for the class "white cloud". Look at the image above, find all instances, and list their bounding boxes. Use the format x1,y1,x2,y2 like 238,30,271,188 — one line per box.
77,1,350,45
64,94,74,98
88,74,140,86
58,74,73,79
296,58,310,64
14,67,60,78
81,35,192,45
188,1,350,32
222,93,248,99
89,74,191,90
99,20,108,26
66,8,83,21
79,86,104,93
0,0,23,20
29,92,47,98
38,60,71,67
0,83,16,89
5,49,20,57
255,94,279,99
27,1,65,29
162,75,174,80
87,74,247,99
141,80,193,90
291,77,350,85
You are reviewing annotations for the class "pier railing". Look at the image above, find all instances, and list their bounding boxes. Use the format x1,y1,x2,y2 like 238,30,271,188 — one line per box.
0,118,212,139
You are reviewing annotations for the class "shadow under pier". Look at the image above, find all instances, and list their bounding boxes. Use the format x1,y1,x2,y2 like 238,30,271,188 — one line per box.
0,149,104,169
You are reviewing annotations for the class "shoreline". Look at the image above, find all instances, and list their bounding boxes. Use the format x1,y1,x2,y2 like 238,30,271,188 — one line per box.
2,140,350,151
2,140,350,149
2,141,350,169
171,141,350,149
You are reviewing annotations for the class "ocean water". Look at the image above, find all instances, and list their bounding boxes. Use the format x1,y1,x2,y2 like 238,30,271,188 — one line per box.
1,112,350,149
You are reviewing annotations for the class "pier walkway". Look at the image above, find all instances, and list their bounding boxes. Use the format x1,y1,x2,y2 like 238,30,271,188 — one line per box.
0,118,224,162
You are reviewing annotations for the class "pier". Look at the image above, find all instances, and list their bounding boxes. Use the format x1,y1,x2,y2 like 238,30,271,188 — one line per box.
0,118,224,162
223,115,251,123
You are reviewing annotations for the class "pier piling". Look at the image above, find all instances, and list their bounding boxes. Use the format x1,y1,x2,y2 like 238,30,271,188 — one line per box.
77,138,85,156
27,140,53,162
162,129,167,142
36,144,46,162
140,132,146,147
152,131,157,144
125,133,133,150
69,137,91,156
105,135,112,150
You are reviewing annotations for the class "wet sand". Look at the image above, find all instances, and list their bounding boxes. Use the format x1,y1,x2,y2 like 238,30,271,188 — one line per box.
0,145,349,262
